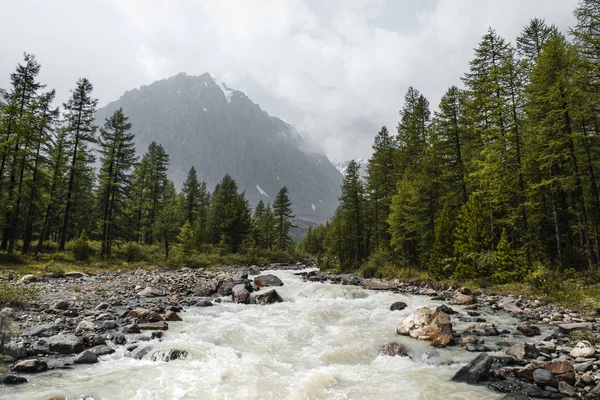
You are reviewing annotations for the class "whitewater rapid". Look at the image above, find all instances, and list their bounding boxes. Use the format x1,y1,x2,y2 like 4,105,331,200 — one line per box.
1,269,522,399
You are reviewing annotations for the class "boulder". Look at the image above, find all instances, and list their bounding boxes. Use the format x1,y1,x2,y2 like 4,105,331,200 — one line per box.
232,284,250,304
423,288,437,296
254,274,284,287
138,287,163,297
516,321,541,337
149,349,188,362
558,381,577,397
19,274,38,284
452,353,493,384
533,368,558,388
390,301,407,312
436,304,457,315
82,333,106,347
109,332,127,345
122,308,164,323
380,342,408,357
499,296,522,313
138,321,168,331
164,311,183,321
89,345,115,356
338,274,361,286
12,359,48,373
21,323,59,337
196,299,213,307
3,375,28,385
50,300,70,310
396,307,453,346
505,343,540,360
363,279,395,290
487,380,523,393
453,294,474,305
64,271,88,278
73,350,98,364
254,289,283,305
500,395,531,400
122,324,140,334
47,334,83,354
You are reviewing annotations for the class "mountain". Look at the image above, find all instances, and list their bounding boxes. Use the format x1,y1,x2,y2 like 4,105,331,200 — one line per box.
95,73,342,220
334,158,369,179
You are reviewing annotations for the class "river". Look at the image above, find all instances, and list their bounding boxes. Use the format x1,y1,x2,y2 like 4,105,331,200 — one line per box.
1,268,528,399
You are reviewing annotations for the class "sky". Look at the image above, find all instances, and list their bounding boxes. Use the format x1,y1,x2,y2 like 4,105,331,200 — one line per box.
0,0,579,162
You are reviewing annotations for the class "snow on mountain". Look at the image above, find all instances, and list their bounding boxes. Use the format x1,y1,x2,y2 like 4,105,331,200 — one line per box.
334,157,369,179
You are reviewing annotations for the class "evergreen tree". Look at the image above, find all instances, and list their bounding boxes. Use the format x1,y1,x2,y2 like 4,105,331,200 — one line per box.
59,78,98,250
273,186,295,250
336,160,366,269
517,18,559,63
429,201,456,278
97,108,137,256
155,181,180,259
182,167,202,224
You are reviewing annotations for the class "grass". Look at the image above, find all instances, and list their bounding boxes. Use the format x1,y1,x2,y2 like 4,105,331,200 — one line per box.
0,281,41,307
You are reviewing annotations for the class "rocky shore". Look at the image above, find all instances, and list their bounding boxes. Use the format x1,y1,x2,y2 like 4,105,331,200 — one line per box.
1,265,600,399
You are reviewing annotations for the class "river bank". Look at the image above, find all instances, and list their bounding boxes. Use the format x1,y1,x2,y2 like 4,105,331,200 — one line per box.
1,265,600,399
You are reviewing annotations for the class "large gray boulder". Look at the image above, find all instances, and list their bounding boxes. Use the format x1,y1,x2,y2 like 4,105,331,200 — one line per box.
452,353,493,384
47,334,83,354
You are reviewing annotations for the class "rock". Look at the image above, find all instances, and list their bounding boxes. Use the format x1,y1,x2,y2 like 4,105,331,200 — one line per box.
3,375,28,385
149,349,188,362
138,287,163,297
396,307,453,346
164,310,183,321
101,320,118,330
73,350,98,364
543,360,574,375
587,382,600,399
338,274,361,286
82,333,106,347
436,304,457,315
64,271,88,278
138,321,169,331
196,299,213,307
362,279,395,290
558,381,577,397
122,308,164,323
558,322,593,334
254,274,284,287
390,301,407,312
19,274,38,284
51,300,70,310
109,332,127,345
423,288,437,296
574,361,593,372
89,345,115,356
47,334,83,354
453,294,474,305
570,345,595,358
505,343,540,360
4,343,27,358
516,321,541,337
533,368,558,388
12,359,48,373
95,303,110,310
487,380,523,393
500,395,531,400
122,324,140,334
381,342,408,357
254,289,283,305
499,296,522,313
75,320,98,333
452,353,493,384
21,323,59,337
232,284,250,304
131,345,154,360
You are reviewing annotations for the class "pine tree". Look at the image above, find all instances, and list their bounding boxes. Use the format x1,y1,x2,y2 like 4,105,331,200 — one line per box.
182,167,202,224
155,181,180,259
273,186,295,250
429,201,456,278
59,78,98,250
517,18,559,63
177,220,196,255
337,160,366,269
97,108,137,256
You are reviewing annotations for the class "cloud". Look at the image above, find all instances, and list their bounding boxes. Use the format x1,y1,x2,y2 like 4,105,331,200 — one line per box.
0,0,578,162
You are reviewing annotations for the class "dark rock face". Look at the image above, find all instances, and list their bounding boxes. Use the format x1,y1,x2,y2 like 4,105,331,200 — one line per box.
95,72,343,220
533,368,558,388
452,354,493,384
3,375,28,385
390,302,407,312
47,334,83,355
436,304,457,315
254,289,283,305
12,359,48,373
254,274,284,288
380,342,409,357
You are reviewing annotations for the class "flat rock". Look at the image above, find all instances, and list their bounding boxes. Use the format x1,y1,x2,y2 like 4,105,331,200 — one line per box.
21,323,59,337
122,308,164,323
89,345,115,356
499,296,522,313
558,322,593,334
47,334,83,354
12,359,48,373
138,287,163,297
362,279,395,290
138,321,169,331
3,375,28,385
254,274,284,287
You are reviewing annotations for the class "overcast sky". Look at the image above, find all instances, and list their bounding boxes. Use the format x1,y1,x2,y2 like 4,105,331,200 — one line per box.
0,0,578,162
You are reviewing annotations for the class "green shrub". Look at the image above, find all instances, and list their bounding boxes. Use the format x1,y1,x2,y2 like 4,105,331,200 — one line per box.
119,242,145,262
0,282,41,306
71,231,93,262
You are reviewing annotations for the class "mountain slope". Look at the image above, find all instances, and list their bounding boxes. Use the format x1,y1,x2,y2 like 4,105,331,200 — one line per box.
334,158,369,179
95,73,342,220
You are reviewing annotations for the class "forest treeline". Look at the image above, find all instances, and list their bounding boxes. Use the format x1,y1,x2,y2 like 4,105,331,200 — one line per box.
302,1,600,284
0,59,298,264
